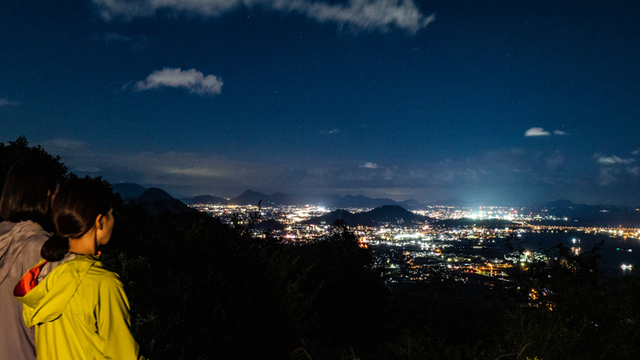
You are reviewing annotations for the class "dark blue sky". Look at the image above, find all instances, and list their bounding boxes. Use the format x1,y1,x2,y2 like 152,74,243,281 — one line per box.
2,0,639,205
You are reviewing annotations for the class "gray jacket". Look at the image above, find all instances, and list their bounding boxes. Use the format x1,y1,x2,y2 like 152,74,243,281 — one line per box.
0,221,54,360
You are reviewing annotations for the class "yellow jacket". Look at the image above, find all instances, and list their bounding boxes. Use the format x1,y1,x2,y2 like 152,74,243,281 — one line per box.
15,255,145,360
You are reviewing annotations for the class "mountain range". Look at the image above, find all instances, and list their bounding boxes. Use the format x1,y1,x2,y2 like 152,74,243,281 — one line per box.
112,184,640,227
179,189,428,209
102,185,423,209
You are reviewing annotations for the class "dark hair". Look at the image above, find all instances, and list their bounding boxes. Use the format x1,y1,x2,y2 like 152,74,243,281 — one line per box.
41,178,113,262
0,159,59,226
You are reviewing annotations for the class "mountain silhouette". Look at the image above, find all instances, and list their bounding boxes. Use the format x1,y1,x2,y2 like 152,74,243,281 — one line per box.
185,190,427,209
303,205,431,227
113,183,147,200
227,190,267,206
134,188,192,214
183,194,227,205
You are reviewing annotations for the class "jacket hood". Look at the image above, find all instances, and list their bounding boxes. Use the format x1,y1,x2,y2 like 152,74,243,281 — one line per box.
15,254,97,327
0,220,47,284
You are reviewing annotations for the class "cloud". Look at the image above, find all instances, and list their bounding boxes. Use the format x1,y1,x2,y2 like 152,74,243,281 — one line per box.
135,68,223,95
595,154,635,165
74,166,102,173
546,152,566,168
321,128,341,134
33,138,638,205
93,0,435,34
0,98,21,107
42,138,89,150
524,127,550,137
593,154,639,187
632,149,640,156
524,127,570,137
597,167,618,186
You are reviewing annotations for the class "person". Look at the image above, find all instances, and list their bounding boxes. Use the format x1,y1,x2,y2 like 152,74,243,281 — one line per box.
0,159,59,360
14,178,146,360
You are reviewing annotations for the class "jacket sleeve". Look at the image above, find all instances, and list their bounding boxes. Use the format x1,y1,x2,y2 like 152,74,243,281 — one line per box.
97,273,146,360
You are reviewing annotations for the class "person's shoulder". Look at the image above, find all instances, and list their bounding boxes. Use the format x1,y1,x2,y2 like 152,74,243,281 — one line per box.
0,220,16,235
0,220,48,243
21,221,50,243
90,262,123,288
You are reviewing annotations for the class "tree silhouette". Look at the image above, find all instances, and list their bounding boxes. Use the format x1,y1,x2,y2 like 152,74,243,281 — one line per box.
0,136,68,195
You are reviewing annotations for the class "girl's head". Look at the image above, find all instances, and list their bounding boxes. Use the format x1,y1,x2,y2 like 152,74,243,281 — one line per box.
0,159,60,226
41,178,114,262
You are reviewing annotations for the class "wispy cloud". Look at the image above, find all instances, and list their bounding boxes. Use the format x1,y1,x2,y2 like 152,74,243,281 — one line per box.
524,127,550,136
35,139,637,204
74,166,102,173
321,128,341,134
0,98,21,107
546,152,566,168
593,153,638,187
93,0,435,34
42,138,88,150
632,149,640,156
134,68,223,95
595,154,635,165
525,127,569,137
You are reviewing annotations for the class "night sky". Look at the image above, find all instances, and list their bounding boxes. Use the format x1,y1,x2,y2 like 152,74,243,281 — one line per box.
2,0,639,206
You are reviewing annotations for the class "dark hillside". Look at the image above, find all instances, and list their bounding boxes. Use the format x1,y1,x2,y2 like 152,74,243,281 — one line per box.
227,189,267,205
182,194,227,205
133,188,192,214
302,209,366,227
113,183,147,200
303,205,430,227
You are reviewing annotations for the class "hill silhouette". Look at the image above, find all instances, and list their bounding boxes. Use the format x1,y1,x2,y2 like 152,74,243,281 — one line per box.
185,189,425,209
113,183,147,200
133,188,192,214
227,189,266,206
183,194,227,205
303,205,431,227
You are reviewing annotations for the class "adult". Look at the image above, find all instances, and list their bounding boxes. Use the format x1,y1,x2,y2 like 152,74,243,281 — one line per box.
0,159,59,360
14,178,145,360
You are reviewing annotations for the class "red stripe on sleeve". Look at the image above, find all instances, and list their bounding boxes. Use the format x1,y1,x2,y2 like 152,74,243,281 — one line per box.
14,261,47,297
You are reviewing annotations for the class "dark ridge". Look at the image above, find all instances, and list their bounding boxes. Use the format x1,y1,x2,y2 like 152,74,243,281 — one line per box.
227,189,268,206
113,183,147,200
302,209,364,227
183,194,227,205
134,188,192,215
303,205,431,227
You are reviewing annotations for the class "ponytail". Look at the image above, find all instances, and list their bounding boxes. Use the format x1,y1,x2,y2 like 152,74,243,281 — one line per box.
41,234,69,262
45,178,113,261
